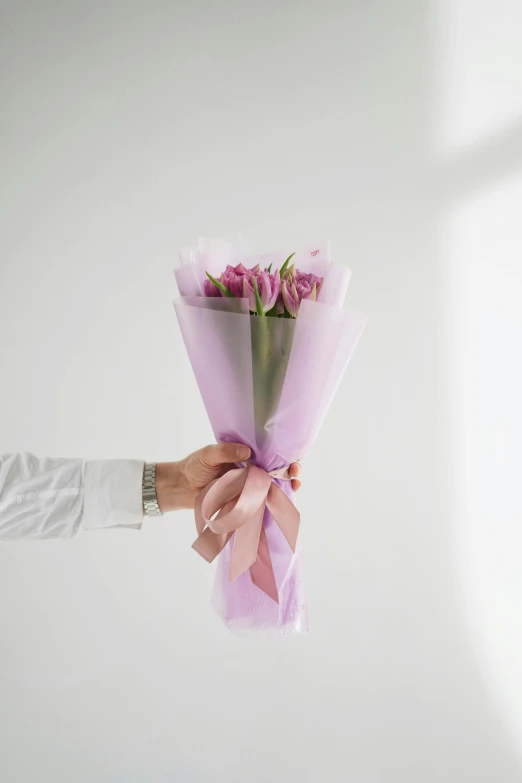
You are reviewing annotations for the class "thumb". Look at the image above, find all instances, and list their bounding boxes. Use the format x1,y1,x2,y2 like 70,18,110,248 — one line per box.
201,443,251,467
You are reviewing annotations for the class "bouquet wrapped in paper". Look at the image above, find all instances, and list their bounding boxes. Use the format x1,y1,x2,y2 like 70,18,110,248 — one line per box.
174,237,365,635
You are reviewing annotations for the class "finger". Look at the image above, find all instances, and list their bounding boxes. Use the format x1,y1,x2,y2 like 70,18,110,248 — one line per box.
201,442,251,467
289,462,301,478
291,479,301,492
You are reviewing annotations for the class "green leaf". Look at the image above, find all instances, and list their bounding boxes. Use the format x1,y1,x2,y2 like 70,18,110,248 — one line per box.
267,263,272,273
265,304,278,317
206,272,233,298
280,252,295,278
252,277,265,316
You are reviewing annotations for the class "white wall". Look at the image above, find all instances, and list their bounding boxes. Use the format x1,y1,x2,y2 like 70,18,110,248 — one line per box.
1,1,522,781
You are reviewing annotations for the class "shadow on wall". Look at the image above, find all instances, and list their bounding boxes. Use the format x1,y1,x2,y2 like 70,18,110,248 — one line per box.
316,1,522,780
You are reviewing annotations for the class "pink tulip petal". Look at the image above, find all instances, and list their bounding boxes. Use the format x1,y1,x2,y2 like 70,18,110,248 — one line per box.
243,276,256,312
282,280,298,317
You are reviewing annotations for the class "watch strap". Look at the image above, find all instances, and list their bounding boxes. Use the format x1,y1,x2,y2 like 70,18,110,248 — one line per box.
142,462,163,517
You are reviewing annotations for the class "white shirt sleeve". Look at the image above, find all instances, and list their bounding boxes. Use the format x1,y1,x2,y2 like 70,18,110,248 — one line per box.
0,453,145,539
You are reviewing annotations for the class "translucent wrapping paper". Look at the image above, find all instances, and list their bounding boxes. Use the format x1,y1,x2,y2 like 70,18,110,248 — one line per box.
174,238,365,634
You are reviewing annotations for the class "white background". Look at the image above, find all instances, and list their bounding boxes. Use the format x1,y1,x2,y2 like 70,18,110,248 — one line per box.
1,1,522,781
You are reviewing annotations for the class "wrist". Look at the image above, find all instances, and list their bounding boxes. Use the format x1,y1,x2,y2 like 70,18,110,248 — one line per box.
154,461,192,513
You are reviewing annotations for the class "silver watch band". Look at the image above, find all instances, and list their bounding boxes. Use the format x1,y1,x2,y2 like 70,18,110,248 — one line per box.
142,463,163,517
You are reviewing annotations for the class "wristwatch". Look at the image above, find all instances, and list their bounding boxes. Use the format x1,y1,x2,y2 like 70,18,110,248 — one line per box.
142,462,163,517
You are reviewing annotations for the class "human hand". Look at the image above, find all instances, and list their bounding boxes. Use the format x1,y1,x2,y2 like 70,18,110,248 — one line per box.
154,443,301,513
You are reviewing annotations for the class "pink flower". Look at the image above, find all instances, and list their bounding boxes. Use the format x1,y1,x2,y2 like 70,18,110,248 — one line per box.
295,270,323,290
243,269,281,314
204,277,222,297
205,262,281,314
203,255,322,318
204,263,250,298
222,264,250,298
280,270,322,316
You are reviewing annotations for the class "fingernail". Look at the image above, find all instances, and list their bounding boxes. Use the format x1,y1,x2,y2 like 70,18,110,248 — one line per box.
237,446,250,460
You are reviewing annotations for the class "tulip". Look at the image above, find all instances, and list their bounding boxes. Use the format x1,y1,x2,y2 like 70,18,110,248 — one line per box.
294,270,323,289
222,264,249,298
244,269,281,314
279,270,322,316
281,279,299,317
204,276,222,297
203,254,322,318
204,263,250,298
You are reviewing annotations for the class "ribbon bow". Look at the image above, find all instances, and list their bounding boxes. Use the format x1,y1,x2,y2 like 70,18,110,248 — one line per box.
192,465,300,603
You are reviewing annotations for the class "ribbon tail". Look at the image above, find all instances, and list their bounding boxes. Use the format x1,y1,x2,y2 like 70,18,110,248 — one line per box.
266,483,300,552
229,503,264,582
249,524,279,604
192,529,232,563
192,466,299,606
192,498,236,562
194,477,220,536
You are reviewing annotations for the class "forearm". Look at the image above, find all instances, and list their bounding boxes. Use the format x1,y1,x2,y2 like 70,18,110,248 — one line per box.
0,444,273,540
0,453,86,539
0,453,144,540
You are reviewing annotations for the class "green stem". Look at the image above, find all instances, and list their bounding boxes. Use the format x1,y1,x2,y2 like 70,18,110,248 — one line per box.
252,277,265,317
251,316,295,450
279,252,295,278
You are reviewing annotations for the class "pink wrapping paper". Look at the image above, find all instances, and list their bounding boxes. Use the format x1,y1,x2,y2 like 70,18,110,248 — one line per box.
174,238,365,635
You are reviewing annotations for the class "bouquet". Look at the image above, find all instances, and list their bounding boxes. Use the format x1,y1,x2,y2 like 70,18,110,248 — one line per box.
174,237,365,634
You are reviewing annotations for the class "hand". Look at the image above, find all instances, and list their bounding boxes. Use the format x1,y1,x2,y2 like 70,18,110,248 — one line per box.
154,443,301,513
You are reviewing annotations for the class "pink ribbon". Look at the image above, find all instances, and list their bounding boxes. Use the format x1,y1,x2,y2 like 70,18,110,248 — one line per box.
192,465,300,604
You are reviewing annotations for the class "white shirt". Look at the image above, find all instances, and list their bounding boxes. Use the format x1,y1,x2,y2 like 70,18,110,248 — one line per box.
0,453,145,539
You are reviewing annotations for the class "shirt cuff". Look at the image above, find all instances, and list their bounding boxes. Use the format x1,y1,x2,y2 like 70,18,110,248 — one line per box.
82,460,145,530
